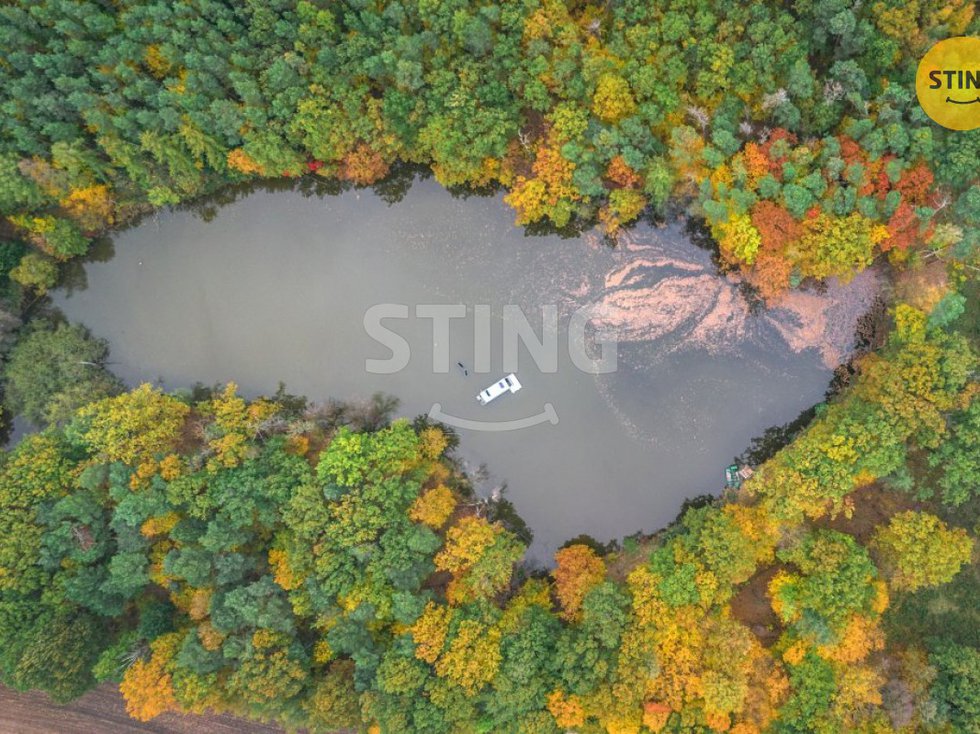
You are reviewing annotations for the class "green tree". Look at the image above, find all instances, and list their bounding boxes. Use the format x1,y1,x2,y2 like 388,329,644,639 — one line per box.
928,397,980,507
929,641,980,734
4,608,108,703
3,322,121,425
8,252,57,294
771,530,879,643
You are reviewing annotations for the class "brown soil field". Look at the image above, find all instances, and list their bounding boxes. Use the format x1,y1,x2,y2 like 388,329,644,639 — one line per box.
0,684,285,734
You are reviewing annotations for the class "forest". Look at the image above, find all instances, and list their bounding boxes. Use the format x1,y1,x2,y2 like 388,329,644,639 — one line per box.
0,0,978,732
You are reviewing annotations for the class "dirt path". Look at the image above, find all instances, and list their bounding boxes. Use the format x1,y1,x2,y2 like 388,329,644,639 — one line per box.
0,684,285,734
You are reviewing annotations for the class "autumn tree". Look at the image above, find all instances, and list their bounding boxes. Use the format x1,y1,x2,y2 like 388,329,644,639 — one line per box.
409,485,457,530
592,74,636,123
434,619,501,694
0,3,976,730
552,544,606,622
119,633,180,721
871,512,973,592
70,383,189,465
435,516,524,604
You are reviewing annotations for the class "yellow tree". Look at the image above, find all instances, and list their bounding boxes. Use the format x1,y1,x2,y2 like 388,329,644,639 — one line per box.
552,544,607,621
504,128,579,227
433,619,501,695
409,485,457,529
202,382,277,470
593,74,637,123
434,516,524,604
410,602,453,664
61,184,115,230
119,633,182,722
871,511,974,591
74,383,189,466
719,214,762,266
796,211,888,281
227,148,266,175
547,689,586,728
599,188,648,234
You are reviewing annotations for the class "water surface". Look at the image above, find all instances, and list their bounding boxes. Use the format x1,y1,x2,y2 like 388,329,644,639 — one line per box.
55,181,866,559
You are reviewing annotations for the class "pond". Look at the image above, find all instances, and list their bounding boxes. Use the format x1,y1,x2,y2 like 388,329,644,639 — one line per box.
53,179,879,560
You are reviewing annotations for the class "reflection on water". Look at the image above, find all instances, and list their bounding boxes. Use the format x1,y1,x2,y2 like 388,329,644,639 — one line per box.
52,180,876,559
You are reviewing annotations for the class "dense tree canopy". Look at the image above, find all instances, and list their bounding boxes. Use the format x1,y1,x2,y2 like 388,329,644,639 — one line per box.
0,0,975,299
0,1,977,732
0,299,974,732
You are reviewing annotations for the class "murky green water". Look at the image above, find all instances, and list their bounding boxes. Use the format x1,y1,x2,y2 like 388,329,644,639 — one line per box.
54,180,861,559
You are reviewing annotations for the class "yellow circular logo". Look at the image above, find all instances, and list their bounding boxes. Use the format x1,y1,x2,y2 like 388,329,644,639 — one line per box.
916,36,980,131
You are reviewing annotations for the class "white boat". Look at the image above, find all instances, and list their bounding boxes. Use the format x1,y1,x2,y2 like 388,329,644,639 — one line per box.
476,373,522,405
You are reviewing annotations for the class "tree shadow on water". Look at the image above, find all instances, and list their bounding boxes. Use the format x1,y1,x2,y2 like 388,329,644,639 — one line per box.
683,216,721,263
57,236,116,296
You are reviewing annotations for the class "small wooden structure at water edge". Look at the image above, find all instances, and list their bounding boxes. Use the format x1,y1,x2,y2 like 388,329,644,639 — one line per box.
725,464,754,489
